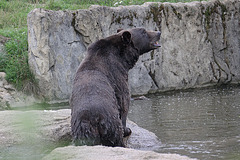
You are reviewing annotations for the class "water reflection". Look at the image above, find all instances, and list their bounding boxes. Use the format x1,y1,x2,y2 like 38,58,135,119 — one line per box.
129,86,240,160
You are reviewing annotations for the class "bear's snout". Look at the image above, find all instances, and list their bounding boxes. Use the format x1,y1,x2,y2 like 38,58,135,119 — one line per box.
156,31,161,37
149,31,161,49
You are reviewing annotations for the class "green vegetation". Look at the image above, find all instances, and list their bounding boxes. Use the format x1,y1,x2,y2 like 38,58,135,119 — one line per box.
0,28,38,93
0,0,207,94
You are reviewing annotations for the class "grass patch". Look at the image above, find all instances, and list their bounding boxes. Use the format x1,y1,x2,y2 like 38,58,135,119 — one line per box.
0,0,209,29
0,0,208,94
0,28,38,94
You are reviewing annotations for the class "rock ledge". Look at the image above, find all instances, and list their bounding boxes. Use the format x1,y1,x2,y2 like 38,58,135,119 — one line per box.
43,145,195,160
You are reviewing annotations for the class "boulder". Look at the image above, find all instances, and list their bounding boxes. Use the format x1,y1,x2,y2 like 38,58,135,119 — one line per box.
42,145,194,160
0,72,39,110
27,0,240,101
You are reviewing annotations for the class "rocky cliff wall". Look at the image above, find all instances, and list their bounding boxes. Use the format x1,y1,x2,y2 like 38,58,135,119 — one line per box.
27,0,240,101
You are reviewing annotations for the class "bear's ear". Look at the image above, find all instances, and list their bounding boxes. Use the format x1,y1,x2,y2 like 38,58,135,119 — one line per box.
117,29,123,33
121,31,132,45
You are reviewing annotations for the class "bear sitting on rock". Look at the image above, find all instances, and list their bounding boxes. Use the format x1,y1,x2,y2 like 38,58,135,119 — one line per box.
71,28,161,147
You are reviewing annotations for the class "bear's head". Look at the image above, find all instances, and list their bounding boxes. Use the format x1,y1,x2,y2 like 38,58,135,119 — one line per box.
86,28,161,70
117,28,161,55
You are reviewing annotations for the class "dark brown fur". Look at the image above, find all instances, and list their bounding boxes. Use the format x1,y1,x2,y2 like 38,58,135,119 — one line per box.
71,28,161,147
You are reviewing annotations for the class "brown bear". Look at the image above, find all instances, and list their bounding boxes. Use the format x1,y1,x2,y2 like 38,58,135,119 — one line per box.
70,28,161,147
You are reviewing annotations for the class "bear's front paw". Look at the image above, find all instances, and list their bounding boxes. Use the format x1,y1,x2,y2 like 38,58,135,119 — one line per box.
124,127,132,137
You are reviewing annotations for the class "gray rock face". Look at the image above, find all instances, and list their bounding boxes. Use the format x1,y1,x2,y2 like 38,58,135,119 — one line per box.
158,0,240,91
27,9,86,101
27,0,240,101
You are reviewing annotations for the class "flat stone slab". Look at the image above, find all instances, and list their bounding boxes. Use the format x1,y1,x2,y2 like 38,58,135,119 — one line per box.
42,145,195,160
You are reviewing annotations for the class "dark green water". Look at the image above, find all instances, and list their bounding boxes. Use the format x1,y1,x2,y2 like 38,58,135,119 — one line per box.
128,85,240,160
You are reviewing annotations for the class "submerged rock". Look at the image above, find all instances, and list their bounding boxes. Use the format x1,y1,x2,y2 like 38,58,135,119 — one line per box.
127,120,160,150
